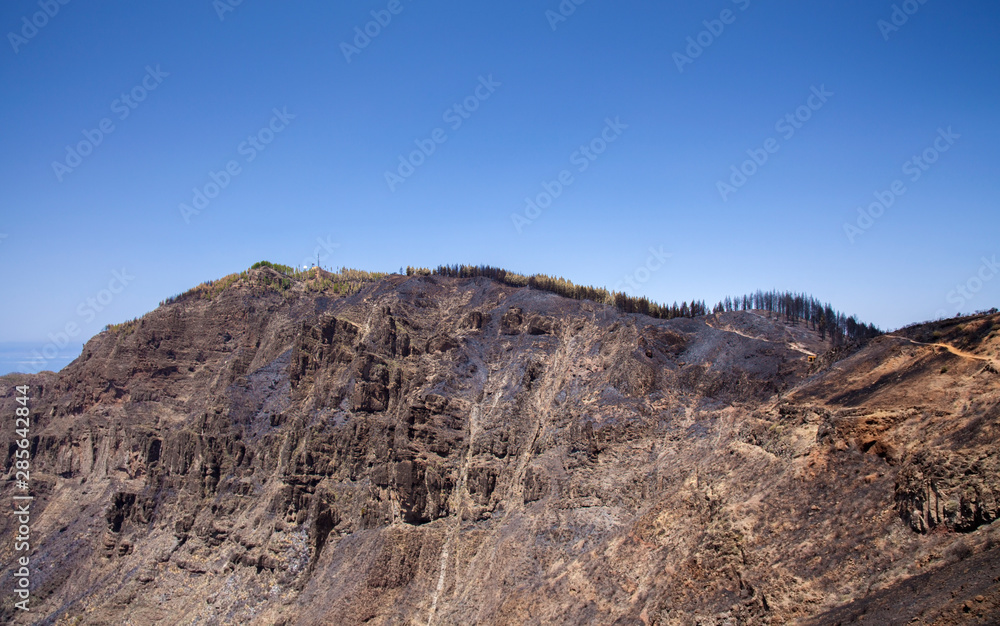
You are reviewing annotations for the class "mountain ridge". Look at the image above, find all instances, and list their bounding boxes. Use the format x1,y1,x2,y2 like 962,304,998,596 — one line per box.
1,268,998,624
129,262,882,347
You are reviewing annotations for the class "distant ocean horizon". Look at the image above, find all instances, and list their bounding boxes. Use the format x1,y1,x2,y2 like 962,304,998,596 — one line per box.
0,341,83,377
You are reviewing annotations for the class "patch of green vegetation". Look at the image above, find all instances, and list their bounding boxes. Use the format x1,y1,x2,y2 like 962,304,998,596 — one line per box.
940,366,949,374
104,318,140,335
160,271,247,305
158,262,393,307
250,260,297,276
307,267,389,297
258,271,293,292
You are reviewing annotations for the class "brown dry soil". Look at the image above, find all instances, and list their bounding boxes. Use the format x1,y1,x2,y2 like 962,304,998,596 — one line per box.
1,269,999,625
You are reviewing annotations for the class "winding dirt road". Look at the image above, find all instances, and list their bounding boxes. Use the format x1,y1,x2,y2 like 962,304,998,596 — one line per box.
890,336,998,370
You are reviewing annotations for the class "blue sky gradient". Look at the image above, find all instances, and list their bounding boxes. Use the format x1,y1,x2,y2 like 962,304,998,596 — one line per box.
1,1,998,374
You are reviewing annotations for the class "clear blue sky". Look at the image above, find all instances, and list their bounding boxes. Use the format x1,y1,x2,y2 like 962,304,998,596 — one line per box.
1,1,998,374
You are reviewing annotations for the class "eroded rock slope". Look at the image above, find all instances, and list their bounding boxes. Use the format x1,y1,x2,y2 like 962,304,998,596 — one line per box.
1,269,998,624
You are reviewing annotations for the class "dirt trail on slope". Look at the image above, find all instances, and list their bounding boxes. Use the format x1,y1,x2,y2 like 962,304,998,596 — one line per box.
704,317,817,357
889,336,998,370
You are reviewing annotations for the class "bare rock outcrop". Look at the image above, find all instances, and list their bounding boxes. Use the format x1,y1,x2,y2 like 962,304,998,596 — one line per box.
1,270,998,624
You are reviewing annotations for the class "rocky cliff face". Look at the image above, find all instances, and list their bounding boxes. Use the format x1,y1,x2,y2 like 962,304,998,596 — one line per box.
1,268,998,624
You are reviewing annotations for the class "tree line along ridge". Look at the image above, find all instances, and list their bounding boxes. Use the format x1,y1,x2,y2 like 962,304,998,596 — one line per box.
406,264,881,346
112,262,879,347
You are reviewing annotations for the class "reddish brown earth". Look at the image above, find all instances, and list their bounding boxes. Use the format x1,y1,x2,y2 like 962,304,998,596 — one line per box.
1,267,998,625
